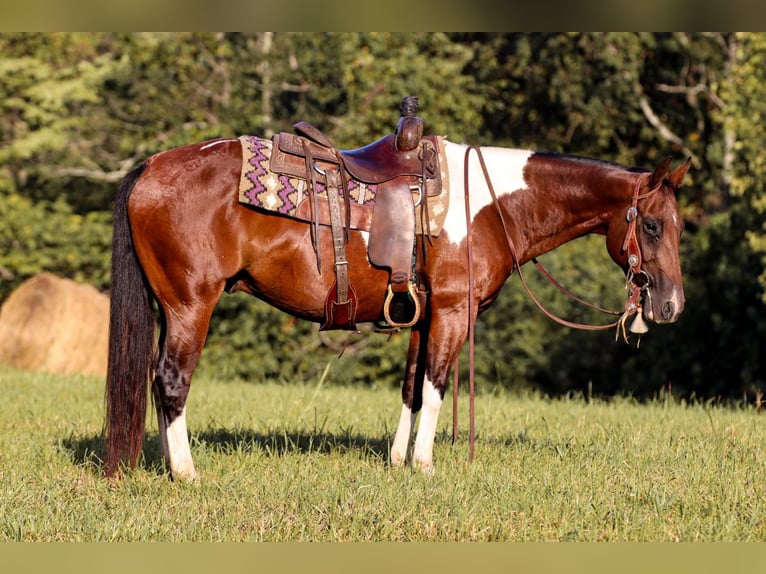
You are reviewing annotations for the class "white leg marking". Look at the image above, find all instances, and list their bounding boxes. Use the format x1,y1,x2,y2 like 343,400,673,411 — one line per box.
166,407,199,482
391,404,416,466
440,141,532,245
412,376,443,474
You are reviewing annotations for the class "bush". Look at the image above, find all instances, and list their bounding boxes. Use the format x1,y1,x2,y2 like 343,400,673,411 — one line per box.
0,192,112,302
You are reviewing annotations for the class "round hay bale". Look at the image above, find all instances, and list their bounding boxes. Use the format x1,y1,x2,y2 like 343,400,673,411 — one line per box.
0,272,109,377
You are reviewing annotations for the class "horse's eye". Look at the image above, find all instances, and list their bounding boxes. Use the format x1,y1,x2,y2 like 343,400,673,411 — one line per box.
644,220,660,237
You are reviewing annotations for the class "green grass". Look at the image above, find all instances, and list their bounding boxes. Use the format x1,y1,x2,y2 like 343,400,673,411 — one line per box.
1,365,765,541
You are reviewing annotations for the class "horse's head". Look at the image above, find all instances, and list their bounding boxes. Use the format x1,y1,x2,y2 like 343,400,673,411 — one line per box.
606,157,691,326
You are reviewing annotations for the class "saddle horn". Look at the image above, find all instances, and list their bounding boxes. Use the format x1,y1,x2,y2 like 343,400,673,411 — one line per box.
395,96,424,152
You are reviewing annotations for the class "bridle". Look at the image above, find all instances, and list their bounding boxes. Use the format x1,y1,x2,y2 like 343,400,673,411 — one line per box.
455,146,663,460
617,171,665,338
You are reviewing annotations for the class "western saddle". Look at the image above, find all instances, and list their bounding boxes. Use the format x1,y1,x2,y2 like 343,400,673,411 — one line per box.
269,96,441,331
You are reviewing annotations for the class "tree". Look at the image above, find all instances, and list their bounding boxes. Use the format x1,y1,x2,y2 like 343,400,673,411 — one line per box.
726,33,766,300
0,191,112,300
1,32,761,400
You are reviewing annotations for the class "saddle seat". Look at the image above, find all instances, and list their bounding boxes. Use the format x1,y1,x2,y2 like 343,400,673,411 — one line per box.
290,121,437,185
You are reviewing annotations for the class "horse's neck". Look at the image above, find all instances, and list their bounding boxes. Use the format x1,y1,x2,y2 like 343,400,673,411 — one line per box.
449,144,628,262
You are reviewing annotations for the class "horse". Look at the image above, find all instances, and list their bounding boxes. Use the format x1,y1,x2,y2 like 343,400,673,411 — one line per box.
105,131,690,481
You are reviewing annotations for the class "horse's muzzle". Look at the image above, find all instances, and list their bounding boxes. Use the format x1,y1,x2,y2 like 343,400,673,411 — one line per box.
636,270,684,325
645,290,684,324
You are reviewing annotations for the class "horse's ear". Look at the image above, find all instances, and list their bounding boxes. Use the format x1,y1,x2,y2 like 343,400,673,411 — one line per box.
648,157,673,188
667,157,692,189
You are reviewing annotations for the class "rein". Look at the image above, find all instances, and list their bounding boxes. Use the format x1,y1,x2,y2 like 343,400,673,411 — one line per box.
454,145,662,457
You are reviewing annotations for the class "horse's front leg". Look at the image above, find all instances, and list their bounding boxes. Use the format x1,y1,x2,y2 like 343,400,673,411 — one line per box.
393,315,465,474
410,373,448,474
391,325,426,467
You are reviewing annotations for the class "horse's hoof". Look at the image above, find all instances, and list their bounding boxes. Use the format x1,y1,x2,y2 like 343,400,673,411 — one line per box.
390,449,407,467
171,465,200,484
173,473,201,484
413,459,435,476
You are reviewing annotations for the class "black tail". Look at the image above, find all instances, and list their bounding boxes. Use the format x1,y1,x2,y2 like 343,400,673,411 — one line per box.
104,163,155,477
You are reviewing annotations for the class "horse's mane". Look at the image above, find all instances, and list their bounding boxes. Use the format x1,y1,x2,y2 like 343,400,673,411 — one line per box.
533,151,649,174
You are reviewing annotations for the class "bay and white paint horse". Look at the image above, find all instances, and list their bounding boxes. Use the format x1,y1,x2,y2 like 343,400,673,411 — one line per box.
105,132,689,480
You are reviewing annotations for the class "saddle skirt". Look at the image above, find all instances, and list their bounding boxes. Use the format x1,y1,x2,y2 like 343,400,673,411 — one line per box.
237,134,449,236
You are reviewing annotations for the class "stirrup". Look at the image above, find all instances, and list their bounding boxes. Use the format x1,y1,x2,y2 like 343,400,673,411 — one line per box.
383,282,421,328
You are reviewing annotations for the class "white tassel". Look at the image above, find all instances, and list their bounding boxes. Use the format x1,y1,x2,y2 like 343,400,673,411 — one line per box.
629,307,649,334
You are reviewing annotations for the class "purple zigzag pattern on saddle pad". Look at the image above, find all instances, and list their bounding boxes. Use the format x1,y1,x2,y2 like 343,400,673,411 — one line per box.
241,136,273,207
277,175,300,212
238,134,378,217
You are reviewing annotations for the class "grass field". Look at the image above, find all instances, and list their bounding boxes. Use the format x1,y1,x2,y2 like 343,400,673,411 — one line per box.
1,364,765,542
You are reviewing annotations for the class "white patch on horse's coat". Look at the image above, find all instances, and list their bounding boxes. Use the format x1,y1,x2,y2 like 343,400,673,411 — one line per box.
166,407,198,481
391,404,416,466
411,376,443,473
668,288,684,321
441,141,533,245
356,231,375,268
200,139,232,151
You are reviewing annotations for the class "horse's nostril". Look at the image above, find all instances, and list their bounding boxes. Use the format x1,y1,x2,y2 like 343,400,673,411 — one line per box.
661,301,675,321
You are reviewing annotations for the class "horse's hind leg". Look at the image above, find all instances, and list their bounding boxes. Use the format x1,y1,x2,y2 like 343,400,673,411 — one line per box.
152,301,217,481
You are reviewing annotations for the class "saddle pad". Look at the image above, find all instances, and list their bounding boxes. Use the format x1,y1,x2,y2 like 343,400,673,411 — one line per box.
237,135,449,236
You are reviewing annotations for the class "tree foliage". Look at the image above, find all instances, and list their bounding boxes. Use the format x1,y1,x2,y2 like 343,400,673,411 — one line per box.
1,32,763,400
